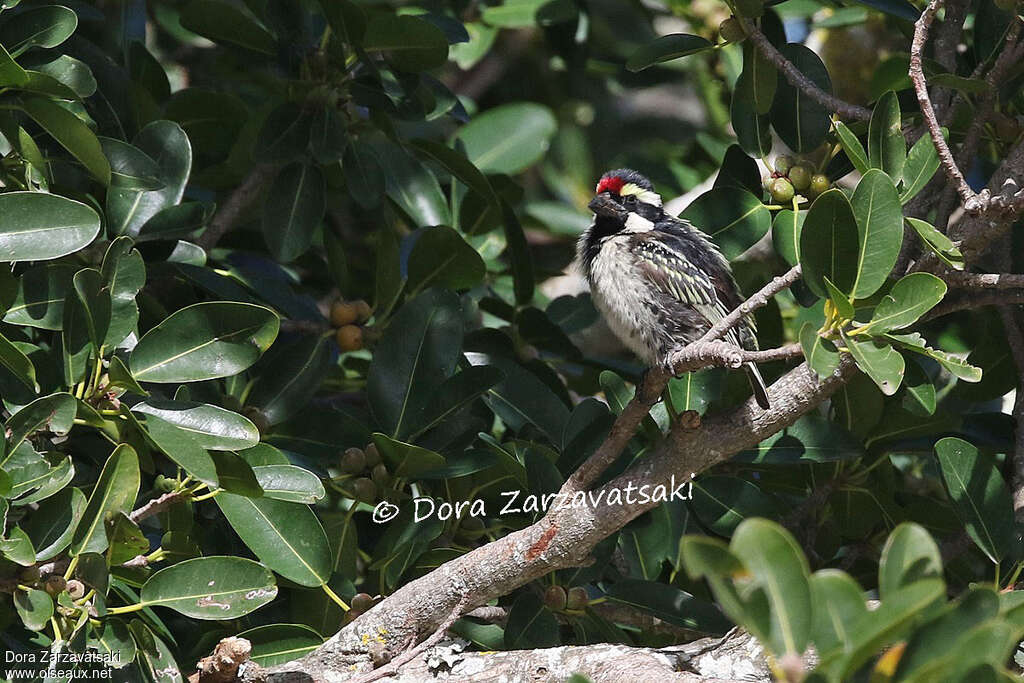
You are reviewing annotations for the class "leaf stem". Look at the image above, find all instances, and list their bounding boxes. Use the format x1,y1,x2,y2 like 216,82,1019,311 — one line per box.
322,583,350,611
106,603,146,615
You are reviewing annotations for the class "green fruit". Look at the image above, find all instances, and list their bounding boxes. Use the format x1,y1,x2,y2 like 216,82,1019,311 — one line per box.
351,477,377,504
809,174,830,196
788,165,811,191
565,586,588,610
544,585,568,610
351,593,374,613
719,17,745,43
770,178,795,203
340,447,366,474
774,155,794,174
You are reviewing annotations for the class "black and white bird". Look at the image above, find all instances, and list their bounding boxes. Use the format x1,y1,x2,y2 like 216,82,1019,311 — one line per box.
578,169,770,409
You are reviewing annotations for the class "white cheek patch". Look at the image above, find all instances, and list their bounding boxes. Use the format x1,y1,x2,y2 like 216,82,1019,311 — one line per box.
623,212,655,233
620,183,663,206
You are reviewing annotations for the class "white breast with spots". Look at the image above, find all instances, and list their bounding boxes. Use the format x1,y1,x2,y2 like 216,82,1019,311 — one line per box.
589,234,660,365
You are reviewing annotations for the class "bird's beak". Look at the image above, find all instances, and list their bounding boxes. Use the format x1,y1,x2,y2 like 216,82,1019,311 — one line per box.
588,193,628,221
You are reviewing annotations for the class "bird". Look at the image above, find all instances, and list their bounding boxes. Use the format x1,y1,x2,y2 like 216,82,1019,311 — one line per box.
578,168,771,409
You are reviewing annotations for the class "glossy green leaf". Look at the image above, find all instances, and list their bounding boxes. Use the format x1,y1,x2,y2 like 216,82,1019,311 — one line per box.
247,335,332,425
367,288,463,437
735,415,864,464
0,42,27,86
455,102,557,174
99,137,164,190
2,263,75,329
0,5,77,56
605,579,730,632
896,587,1001,679
262,162,326,262
884,332,982,382
69,444,140,556
902,359,936,416
504,591,560,649
731,518,812,656
770,44,832,153
843,332,905,395
901,130,942,202
1,525,34,565
408,226,486,292
0,329,36,390
666,368,723,416
732,66,772,158
834,120,869,174
93,619,136,668
14,587,52,631
100,236,145,348
343,139,385,209
363,14,448,71
131,620,184,683
868,91,905,179
809,569,868,654
23,487,84,561
502,200,535,304
850,169,903,299
179,0,276,54
935,437,1015,563
133,411,218,485
879,522,943,599
237,623,324,667
372,433,447,478
772,209,804,266
626,34,714,71
680,188,771,260
19,96,109,184
401,365,504,440
215,493,332,587
133,399,259,451
745,42,777,115
410,138,496,203
3,392,75,460
0,191,101,263
130,302,279,383
31,54,95,98
139,556,277,619
857,273,946,334
799,189,859,298
824,276,854,319
905,217,963,270
692,476,780,536
372,139,449,227
252,465,324,504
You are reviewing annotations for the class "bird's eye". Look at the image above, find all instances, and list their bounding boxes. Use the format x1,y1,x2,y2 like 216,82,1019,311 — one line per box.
623,195,637,205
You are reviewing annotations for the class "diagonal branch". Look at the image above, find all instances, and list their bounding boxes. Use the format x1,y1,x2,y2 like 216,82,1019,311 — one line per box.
736,18,871,122
196,162,280,251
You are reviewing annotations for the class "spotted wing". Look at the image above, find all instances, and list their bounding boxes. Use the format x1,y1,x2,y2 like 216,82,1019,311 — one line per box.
629,229,747,348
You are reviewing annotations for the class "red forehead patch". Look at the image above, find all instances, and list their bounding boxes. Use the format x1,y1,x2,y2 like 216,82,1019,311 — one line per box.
596,175,625,194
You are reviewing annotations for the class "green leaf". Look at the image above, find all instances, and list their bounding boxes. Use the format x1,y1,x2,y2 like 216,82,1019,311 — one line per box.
0,42,28,86
605,579,730,632
502,200,535,304
879,522,943,599
2,263,75,329
0,191,101,262
902,359,936,416
14,587,52,631
99,137,164,190
23,487,84,561
851,0,919,21
409,138,496,204
247,335,332,425
934,437,1016,563
0,5,77,56
372,139,450,227
842,332,905,395
343,139,385,210
692,476,780,536
0,330,36,390
732,66,773,157
799,189,859,298
809,569,868,655
93,619,136,668
1,525,34,565
130,302,279,383
69,444,140,556
770,44,832,153
868,91,905,178
3,392,75,461
31,54,95,98
680,188,771,260
211,450,262,497
139,556,277,619
905,217,963,270
856,272,946,334
735,415,864,464
824,276,854,319
262,162,326,263
100,236,145,348
363,14,448,71
131,619,184,683
731,518,812,656
132,411,218,485
772,209,804,266
745,42,778,115
179,0,276,54
626,34,714,71
666,368,723,415
480,0,576,27
107,121,192,238
18,96,110,184
474,356,570,442
896,587,1001,679
252,465,325,504
850,169,903,299
367,289,463,437
901,130,942,202
237,623,324,667
455,102,557,174
132,399,260,451
834,120,869,174
884,332,982,382
408,226,486,291
401,365,504,440
504,592,560,649
215,493,332,587
372,433,447,478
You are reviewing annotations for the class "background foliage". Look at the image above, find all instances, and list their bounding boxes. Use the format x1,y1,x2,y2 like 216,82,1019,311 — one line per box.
0,0,1022,680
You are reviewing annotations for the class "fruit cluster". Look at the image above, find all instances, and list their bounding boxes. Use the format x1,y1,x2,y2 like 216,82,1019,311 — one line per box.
544,584,590,612
339,443,390,504
331,298,372,351
766,156,830,203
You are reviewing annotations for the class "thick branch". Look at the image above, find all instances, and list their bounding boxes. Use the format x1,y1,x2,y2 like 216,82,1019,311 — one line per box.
196,163,279,251
942,272,1024,289
737,18,871,121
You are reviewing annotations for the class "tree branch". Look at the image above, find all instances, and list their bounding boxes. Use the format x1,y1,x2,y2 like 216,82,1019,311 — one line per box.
196,163,280,251
130,490,185,524
942,272,1024,289
736,18,871,122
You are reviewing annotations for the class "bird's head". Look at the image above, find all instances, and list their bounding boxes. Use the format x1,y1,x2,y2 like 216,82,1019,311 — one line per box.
588,169,664,228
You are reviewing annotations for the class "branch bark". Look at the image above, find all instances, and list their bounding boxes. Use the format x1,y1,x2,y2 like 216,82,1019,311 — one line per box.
196,163,280,251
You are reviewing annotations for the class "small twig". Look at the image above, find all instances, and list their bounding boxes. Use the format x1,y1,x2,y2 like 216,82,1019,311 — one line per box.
736,18,871,122
196,163,279,251
130,491,184,524
692,265,803,348
352,595,472,683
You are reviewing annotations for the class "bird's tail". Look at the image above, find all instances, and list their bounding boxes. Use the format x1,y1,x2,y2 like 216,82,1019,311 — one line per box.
745,362,771,409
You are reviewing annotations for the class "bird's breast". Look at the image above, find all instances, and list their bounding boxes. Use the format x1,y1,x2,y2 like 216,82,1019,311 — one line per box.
588,235,661,364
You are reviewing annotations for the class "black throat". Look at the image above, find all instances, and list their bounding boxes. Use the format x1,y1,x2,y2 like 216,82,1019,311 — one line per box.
581,202,664,276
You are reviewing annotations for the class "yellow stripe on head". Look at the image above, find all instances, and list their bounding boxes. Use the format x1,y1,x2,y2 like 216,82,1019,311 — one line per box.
619,183,662,206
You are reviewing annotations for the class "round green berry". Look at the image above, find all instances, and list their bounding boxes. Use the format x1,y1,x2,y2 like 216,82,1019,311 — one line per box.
788,165,811,191
770,178,795,203
719,17,745,43
544,585,568,610
565,587,589,610
774,155,794,175
809,174,830,196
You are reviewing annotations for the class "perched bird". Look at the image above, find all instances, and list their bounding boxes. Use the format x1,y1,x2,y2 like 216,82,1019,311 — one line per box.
578,169,770,409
